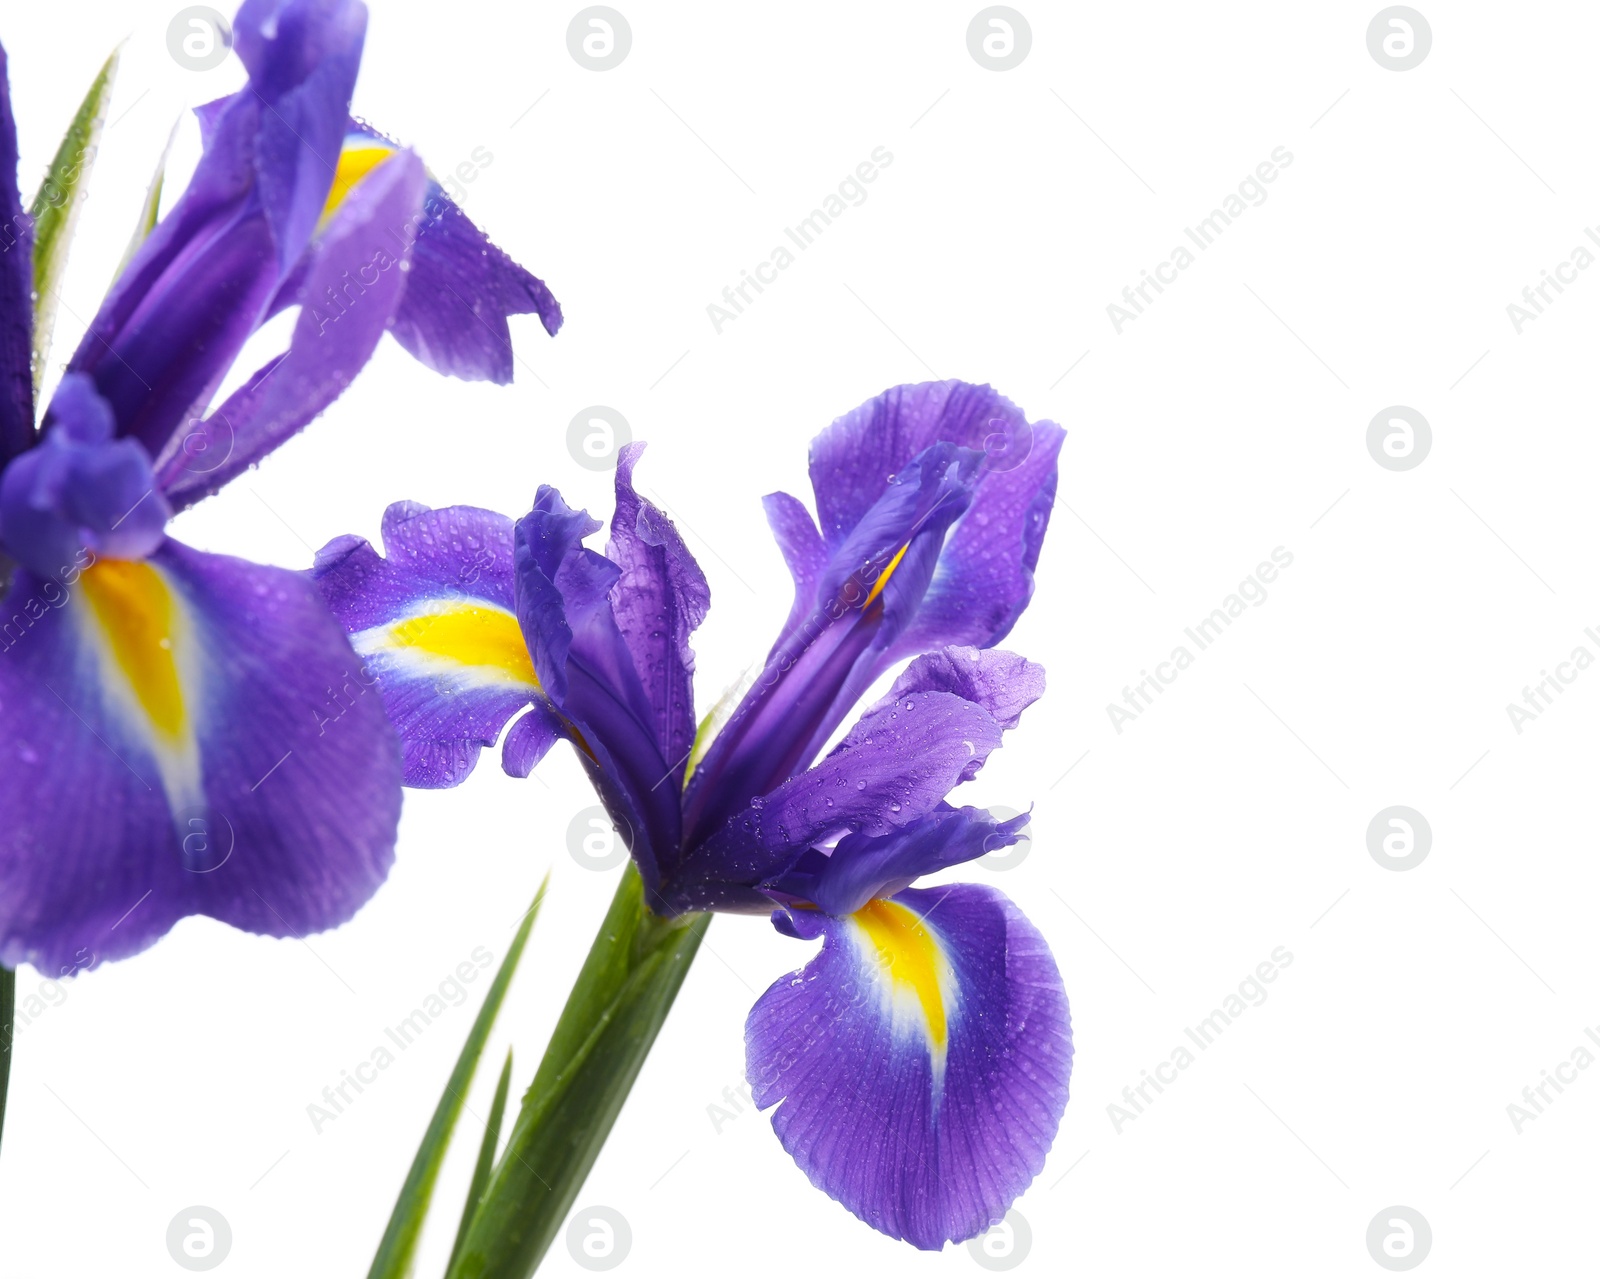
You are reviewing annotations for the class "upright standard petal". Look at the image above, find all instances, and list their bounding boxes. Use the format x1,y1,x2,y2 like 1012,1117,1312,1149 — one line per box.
607,444,709,778
313,501,543,787
746,884,1071,1250
683,441,980,845
0,40,32,465
808,382,1062,664
0,539,401,971
686,384,1061,840
514,489,682,888
761,490,827,640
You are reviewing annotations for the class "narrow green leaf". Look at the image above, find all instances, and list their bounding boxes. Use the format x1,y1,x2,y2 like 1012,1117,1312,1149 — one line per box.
446,1048,514,1277
367,876,549,1279
114,119,177,282
30,47,119,397
0,966,13,1157
447,865,709,1279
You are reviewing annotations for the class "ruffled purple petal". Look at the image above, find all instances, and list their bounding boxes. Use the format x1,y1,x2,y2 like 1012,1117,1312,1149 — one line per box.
747,883,1071,1249
683,385,1060,850
0,538,401,971
314,500,516,625
0,376,171,575
0,41,32,465
156,148,427,508
886,646,1045,736
514,489,682,887
810,381,1063,663
386,180,561,381
287,121,560,382
767,805,1031,917
313,501,538,787
607,443,709,776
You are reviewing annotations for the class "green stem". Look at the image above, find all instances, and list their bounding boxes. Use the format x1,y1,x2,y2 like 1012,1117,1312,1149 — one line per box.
447,865,708,1279
0,966,12,1156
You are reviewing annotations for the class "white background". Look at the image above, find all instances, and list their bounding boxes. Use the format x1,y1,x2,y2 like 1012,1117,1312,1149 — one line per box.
1,1,1594,1275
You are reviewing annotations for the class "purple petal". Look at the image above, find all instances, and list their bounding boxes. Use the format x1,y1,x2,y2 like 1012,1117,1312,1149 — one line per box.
809,381,1064,663
667,685,1007,913
761,490,827,638
747,883,1071,1249
313,500,517,632
607,443,709,775
157,148,427,508
511,486,602,708
513,488,683,888
683,443,978,846
767,805,1031,917
0,539,401,971
297,121,560,381
313,502,538,788
501,701,566,778
0,42,32,464
67,179,277,460
386,180,562,381
234,0,369,270
883,646,1045,736
0,376,170,576
69,0,368,459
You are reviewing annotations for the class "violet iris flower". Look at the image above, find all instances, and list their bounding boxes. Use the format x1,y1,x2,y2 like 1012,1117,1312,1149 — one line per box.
0,0,559,972
314,381,1072,1249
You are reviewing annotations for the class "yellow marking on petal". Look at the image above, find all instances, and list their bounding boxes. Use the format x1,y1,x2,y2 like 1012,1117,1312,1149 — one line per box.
852,897,948,1050
861,542,909,611
319,142,395,229
388,604,540,688
79,559,186,742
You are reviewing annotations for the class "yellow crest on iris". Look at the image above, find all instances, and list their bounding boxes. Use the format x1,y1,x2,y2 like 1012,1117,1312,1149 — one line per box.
358,599,540,690
77,557,204,816
79,558,187,742
319,136,397,230
850,896,958,1086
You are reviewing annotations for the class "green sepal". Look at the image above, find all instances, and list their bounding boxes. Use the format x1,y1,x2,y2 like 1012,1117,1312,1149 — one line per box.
29,47,119,397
